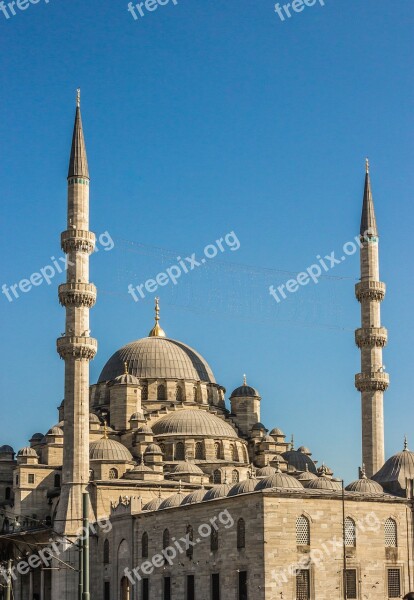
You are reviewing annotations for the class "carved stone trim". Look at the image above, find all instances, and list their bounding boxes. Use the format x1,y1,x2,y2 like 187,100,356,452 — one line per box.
58,283,97,308
56,336,98,360
355,328,388,349
355,372,389,392
355,281,386,302
61,230,96,254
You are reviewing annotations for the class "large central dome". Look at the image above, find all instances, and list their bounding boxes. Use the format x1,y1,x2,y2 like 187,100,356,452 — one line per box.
152,409,238,438
98,337,216,384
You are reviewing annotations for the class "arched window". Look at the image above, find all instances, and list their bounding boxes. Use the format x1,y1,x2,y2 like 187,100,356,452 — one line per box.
195,442,204,460
176,442,185,461
237,518,246,549
142,532,149,558
176,385,183,402
157,384,166,400
231,444,239,462
103,539,110,564
214,442,221,459
385,518,398,547
193,387,198,402
120,576,130,600
5,488,11,501
210,528,218,552
54,474,61,488
296,516,310,546
186,524,194,559
109,468,118,480
345,517,356,547
163,528,170,550
232,470,239,483
89,469,95,482
141,383,148,401
159,443,166,458
213,469,221,484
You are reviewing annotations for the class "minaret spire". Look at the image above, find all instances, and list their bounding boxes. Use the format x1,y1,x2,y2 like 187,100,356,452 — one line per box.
55,93,97,542
355,160,388,477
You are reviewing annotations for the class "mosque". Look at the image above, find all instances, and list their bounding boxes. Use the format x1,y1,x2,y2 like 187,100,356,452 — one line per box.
0,95,413,600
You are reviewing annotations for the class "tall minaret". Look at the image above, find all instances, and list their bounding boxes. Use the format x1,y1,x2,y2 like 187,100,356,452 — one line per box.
355,160,389,477
55,90,97,536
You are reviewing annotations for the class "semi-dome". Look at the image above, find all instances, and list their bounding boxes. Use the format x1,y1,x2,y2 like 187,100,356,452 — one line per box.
144,443,162,455
204,483,232,501
137,425,153,435
346,475,383,494
89,438,133,462
159,491,187,509
98,337,216,384
47,427,64,436
17,447,38,457
256,465,276,477
307,476,342,491
143,496,163,511
255,470,304,491
228,477,260,497
181,488,206,505
372,440,414,496
152,409,238,439
282,450,317,474
170,461,204,475
295,465,318,486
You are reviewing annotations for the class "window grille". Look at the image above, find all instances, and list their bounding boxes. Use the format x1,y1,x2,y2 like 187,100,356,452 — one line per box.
387,569,401,598
237,518,245,549
296,570,310,600
345,517,356,547
296,516,310,546
232,470,239,483
195,442,204,459
345,569,357,599
109,468,118,480
385,518,397,547
213,470,221,484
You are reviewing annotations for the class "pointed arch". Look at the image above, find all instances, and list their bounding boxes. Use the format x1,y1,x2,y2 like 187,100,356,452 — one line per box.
296,515,310,546
237,518,246,549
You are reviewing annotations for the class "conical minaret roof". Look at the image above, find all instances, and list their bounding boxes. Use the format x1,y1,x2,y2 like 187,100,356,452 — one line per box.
68,89,89,179
360,159,377,236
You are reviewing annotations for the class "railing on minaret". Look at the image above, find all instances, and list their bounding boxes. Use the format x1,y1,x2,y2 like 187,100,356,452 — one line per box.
55,90,97,536
355,159,388,478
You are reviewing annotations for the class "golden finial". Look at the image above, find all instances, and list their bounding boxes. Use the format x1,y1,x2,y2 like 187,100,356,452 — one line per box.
76,88,81,109
148,297,166,338
365,157,369,174
124,362,129,375
103,420,108,440
243,374,247,386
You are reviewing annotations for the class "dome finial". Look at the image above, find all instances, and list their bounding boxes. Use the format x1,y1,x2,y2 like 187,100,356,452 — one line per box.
290,434,295,451
76,88,81,108
103,420,108,440
404,435,408,451
365,157,369,174
243,373,247,386
148,297,166,338
274,458,281,473
124,361,129,375
361,463,367,479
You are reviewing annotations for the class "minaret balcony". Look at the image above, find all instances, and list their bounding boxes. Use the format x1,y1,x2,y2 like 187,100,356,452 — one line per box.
58,282,97,308
355,327,388,349
61,230,96,254
355,281,386,302
355,371,389,392
56,336,98,360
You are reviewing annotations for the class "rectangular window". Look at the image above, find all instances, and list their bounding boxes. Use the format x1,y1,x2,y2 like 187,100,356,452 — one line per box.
187,575,195,600
387,569,401,598
296,570,310,600
142,578,149,600
104,582,110,600
238,571,248,600
28,474,35,484
211,573,220,600
164,577,171,600
345,570,357,599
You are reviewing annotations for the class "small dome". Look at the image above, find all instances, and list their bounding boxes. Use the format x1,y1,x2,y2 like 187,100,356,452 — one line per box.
181,488,206,505
144,443,163,455
171,461,204,475
263,435,275,443
230,384,260,399
89,439,133,462
346,476,383,494
159,491,187,509
30,433,44,441
372,440,414,496
228,477,260,497
204,483,232,501
152,409,238,439
17,447,38,458
298,446,311,455
307,476,342,491
47,427,64,436
111,372,141,386
0,445,14,454
256,465,276,477
251,422,267,432
270,428,285,437
89,413,100,423
143,497,163,511
130,461,154,474
255,469,304,491
295,465,318,486
137,425,153,435
317,464,333,477
130,411,145,421
282,450,317,474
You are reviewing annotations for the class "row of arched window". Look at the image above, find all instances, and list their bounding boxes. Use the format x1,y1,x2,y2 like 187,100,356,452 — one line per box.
140,383,214,403
213,469,240,484
137,519,246,561
296,516,398,547
157,441,242,462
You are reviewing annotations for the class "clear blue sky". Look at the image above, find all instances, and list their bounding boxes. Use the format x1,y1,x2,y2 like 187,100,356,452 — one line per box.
0,0,412,483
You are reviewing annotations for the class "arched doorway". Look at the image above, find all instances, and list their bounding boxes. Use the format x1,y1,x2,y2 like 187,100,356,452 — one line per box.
120,576,130,600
